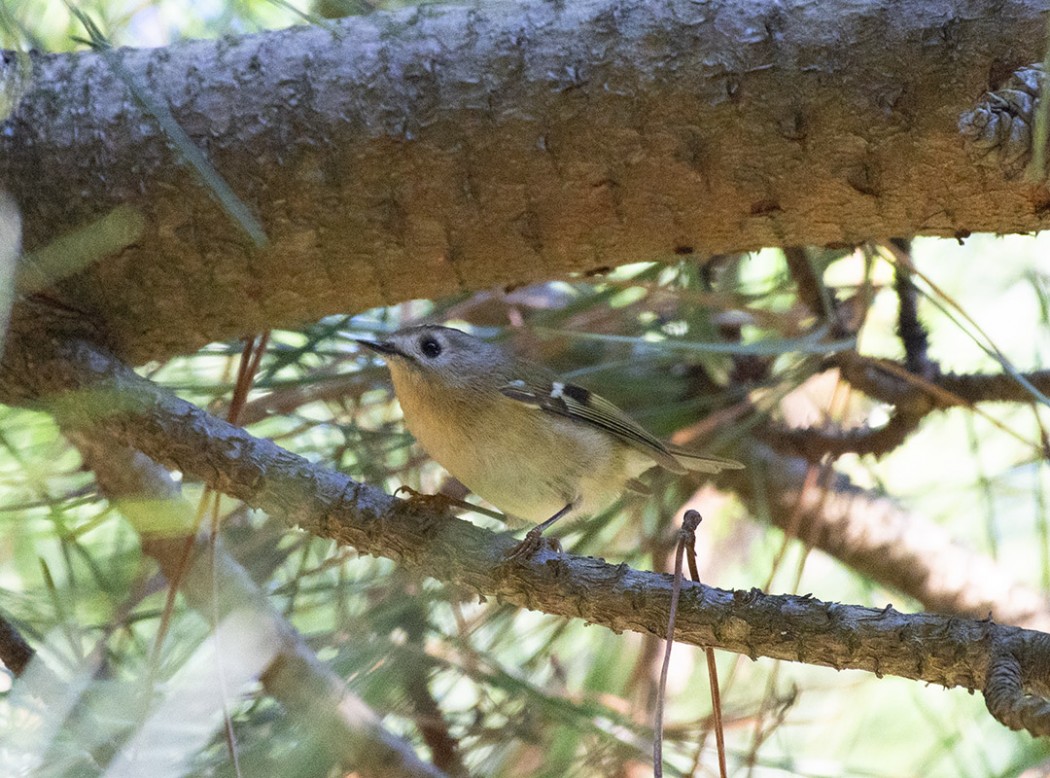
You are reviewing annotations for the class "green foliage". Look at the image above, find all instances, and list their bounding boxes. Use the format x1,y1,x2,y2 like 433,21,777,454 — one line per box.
1,239,1048,775
1,2,1049,777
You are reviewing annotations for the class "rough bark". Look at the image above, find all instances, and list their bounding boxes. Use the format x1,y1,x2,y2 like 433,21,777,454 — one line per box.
231,361,1050,631
2,0,1048,363
5,330,1050,736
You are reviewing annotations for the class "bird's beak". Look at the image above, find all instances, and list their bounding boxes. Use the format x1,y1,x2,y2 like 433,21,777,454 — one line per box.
355,338,402,358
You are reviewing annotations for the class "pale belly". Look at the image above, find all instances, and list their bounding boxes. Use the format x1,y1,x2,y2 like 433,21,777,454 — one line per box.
397,388,651,525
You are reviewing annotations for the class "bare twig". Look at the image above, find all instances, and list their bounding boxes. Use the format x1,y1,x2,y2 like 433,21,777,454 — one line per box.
985,636,1050,733
765,350,1050,463
889,239,935,378
654,511,702,776
762,407,925,461
937,369,1050,405
680,513,728,778
783,247,827,321
402,593,468,776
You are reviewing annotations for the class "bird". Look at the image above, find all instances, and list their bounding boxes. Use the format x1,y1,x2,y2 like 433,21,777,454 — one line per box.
357,325,743,557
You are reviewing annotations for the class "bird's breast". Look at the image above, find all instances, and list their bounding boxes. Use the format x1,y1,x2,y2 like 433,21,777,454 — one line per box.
392,380,642,524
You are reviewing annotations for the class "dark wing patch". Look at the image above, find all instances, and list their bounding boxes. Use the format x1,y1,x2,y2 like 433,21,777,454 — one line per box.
498,379,686,473
560,383,592,405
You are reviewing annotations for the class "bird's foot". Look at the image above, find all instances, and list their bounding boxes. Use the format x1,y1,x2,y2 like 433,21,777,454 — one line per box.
506,528,563,560
395,485,460,513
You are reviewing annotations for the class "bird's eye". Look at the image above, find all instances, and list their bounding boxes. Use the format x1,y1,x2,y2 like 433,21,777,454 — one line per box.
420,336,442,359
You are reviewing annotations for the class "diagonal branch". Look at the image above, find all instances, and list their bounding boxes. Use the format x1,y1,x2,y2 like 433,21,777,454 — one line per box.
4,331,1050,736
64,432,447,778
782,247,826,322
724,445,1050,632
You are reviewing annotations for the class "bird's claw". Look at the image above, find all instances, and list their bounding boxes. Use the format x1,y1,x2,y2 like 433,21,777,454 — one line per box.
507,529,562,560
395,485,456,513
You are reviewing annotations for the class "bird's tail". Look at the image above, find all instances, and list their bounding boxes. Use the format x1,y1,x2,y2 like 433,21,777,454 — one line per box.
668,447,744,474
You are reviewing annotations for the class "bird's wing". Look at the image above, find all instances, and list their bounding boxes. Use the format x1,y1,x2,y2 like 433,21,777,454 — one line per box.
498,378,687,474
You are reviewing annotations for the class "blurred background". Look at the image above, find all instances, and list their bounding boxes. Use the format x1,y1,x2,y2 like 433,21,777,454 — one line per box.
1,2,1049,777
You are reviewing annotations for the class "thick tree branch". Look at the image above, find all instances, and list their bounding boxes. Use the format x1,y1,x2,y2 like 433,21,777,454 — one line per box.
2,0,1049,364
4,331,1050,736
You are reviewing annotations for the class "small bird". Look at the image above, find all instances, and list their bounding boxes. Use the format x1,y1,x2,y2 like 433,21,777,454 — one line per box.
357,325,743,557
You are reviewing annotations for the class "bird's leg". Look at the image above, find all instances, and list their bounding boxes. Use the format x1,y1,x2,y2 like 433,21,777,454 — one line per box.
508,502,575,559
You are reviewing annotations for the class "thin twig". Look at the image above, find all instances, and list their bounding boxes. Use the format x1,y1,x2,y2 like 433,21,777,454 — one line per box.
703,649,727,778
654,510,704,777
890,240,935,378
681,516,728,778
783,247,827,321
